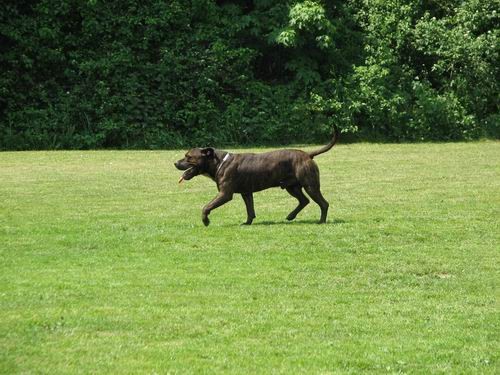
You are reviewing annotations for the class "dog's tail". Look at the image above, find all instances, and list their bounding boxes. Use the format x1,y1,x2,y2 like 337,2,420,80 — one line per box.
308,125,339,159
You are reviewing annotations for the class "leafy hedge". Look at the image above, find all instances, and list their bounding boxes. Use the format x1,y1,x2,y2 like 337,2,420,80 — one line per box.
0,0,498,149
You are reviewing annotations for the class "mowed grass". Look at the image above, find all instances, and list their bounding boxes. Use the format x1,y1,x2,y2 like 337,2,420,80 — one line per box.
0,142,498,374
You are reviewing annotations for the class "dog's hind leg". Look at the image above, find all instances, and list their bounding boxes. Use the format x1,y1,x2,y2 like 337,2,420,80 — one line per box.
241,193,256,225
303,185,329,223
297,160,329,223
285,185,310,221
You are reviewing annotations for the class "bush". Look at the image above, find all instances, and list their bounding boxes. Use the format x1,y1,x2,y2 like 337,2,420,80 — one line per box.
0,0,497,149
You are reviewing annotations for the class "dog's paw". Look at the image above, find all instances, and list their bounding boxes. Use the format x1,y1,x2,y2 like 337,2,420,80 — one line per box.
286,214,296,221
202,216,210,227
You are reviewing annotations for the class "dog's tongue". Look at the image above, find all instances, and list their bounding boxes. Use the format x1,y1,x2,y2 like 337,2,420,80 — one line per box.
178,167,193,184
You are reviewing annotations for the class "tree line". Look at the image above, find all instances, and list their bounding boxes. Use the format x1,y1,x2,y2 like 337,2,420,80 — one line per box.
0,0,498,149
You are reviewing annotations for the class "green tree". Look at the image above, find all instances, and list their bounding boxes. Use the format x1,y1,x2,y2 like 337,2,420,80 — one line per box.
0,0,497,149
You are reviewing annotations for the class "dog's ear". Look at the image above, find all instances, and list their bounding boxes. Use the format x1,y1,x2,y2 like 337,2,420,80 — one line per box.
201,147,215,159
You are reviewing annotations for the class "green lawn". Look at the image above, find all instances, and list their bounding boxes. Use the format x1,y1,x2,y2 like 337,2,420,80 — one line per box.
1,142,498,374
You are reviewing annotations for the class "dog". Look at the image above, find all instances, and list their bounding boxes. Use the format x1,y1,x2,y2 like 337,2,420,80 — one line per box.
174,127,339,226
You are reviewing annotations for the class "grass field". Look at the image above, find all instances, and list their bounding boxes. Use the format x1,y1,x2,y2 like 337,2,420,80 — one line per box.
1,142,499,373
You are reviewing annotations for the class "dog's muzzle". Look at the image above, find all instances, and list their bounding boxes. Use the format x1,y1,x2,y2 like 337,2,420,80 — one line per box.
175,161,199,183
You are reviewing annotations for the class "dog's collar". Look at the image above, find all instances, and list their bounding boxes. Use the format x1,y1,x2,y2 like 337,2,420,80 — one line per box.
215,153,231,177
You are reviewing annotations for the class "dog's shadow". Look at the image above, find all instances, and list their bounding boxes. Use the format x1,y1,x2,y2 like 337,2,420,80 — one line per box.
244,218,346,226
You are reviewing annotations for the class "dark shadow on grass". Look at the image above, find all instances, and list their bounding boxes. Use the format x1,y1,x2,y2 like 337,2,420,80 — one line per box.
248,218,346,226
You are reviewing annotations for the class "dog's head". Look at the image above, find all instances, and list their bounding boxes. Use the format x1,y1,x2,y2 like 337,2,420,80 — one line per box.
174,147,215,183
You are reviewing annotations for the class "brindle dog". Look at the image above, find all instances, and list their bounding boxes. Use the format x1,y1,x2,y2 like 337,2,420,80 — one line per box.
174,128,339,226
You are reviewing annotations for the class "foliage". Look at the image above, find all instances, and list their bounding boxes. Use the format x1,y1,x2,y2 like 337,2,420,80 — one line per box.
0,0,498,149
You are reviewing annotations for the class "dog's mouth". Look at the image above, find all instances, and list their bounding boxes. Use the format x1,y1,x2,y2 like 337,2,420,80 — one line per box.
178,166,199,183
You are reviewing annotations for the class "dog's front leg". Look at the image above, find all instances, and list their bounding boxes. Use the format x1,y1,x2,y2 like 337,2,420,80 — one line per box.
241,193,256,225
202,192,233,226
